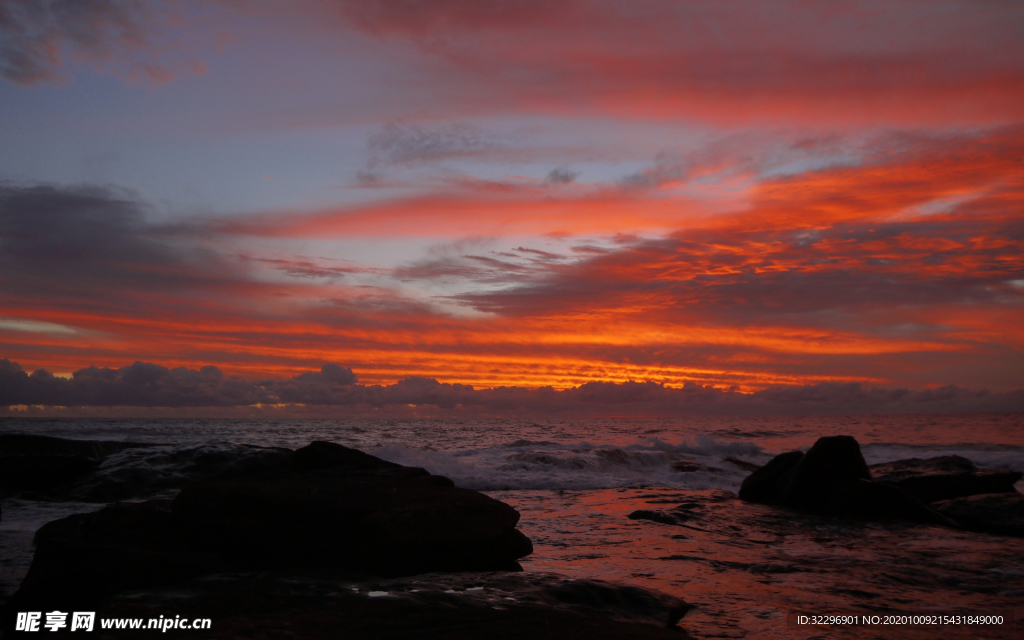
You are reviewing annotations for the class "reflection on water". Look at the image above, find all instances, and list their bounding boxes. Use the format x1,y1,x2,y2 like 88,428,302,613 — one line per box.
499,487,1023,639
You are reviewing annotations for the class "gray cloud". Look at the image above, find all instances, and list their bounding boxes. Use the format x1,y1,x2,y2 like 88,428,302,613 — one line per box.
366,123,499,167
335,0,562,35
0,359,357,407
2,358,1021,414
0,0,185,85
0,182,243,300
544,168,578,184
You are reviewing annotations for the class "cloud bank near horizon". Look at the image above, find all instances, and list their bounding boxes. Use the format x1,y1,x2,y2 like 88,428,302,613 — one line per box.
2,358,1020,415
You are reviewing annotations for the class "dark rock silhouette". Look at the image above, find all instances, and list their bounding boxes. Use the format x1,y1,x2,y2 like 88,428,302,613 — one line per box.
0,434,153,493
628,510,688,526
869,455,1022,503
933,492,1024,537
671,460,720,473
737,450,804,504
0,454,98,491
739,436,1024,534
4,441,533,627
665,601,697,628
782,435,870,509
821,478,955,524
722,456,760,472
0,433,151,459
738,436,953,525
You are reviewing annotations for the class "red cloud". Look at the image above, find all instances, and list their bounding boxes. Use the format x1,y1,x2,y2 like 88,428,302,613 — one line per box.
319,0,1024,125
3,124,1022,393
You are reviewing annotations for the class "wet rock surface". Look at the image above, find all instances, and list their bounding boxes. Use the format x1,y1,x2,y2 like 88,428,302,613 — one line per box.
3,441,535,632
869,455,1022,503
933,492,1024,537
88,572,692,639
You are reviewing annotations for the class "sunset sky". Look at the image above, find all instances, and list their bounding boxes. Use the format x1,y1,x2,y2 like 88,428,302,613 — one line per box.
1,0,1023,409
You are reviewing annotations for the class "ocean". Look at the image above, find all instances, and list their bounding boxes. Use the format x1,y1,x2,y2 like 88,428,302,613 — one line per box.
2,414,1022,638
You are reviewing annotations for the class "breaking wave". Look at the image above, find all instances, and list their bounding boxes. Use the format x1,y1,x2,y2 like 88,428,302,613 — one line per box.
371,436,768,491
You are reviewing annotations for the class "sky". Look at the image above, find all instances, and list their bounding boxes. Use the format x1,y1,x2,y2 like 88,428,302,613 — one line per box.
1,0,1023,413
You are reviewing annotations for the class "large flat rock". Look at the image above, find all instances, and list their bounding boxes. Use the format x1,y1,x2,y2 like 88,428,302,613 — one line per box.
3,441,533,629
869,455,1022,504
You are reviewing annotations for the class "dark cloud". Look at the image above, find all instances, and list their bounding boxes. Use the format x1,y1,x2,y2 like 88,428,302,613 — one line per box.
0,0,190,85
2,358,1020,414
0,182,243,300
619,152,691,189
366,123,498,167
0,358,356,407
544,168,578,185
246,256,372,281
391,248,571,286
514,247,564,260
334,0,565,35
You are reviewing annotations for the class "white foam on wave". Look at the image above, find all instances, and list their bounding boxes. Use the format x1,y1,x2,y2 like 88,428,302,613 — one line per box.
371,435,767,491
374,435,1024,492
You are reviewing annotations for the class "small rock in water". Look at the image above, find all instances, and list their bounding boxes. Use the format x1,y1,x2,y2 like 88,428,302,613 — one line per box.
723,456,760,472
671,460,720,473
628,510,685,526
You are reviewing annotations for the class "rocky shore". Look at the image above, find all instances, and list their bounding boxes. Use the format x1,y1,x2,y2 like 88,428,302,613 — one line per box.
3,432,1021,638
737,435,1023,535
1,436,690,638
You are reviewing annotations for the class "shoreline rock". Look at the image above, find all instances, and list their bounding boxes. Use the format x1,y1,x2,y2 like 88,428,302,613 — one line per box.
3,441,534,631
0,434,153,459
0,434,154,495
739,435,1022,535
869,455,1022,504
739,436,955,525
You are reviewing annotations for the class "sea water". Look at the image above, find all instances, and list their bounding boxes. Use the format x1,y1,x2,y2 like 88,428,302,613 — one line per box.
1,414,1022,638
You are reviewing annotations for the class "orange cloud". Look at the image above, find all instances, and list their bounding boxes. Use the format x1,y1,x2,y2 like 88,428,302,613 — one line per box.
214,190,727,239
2,126,1022,394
